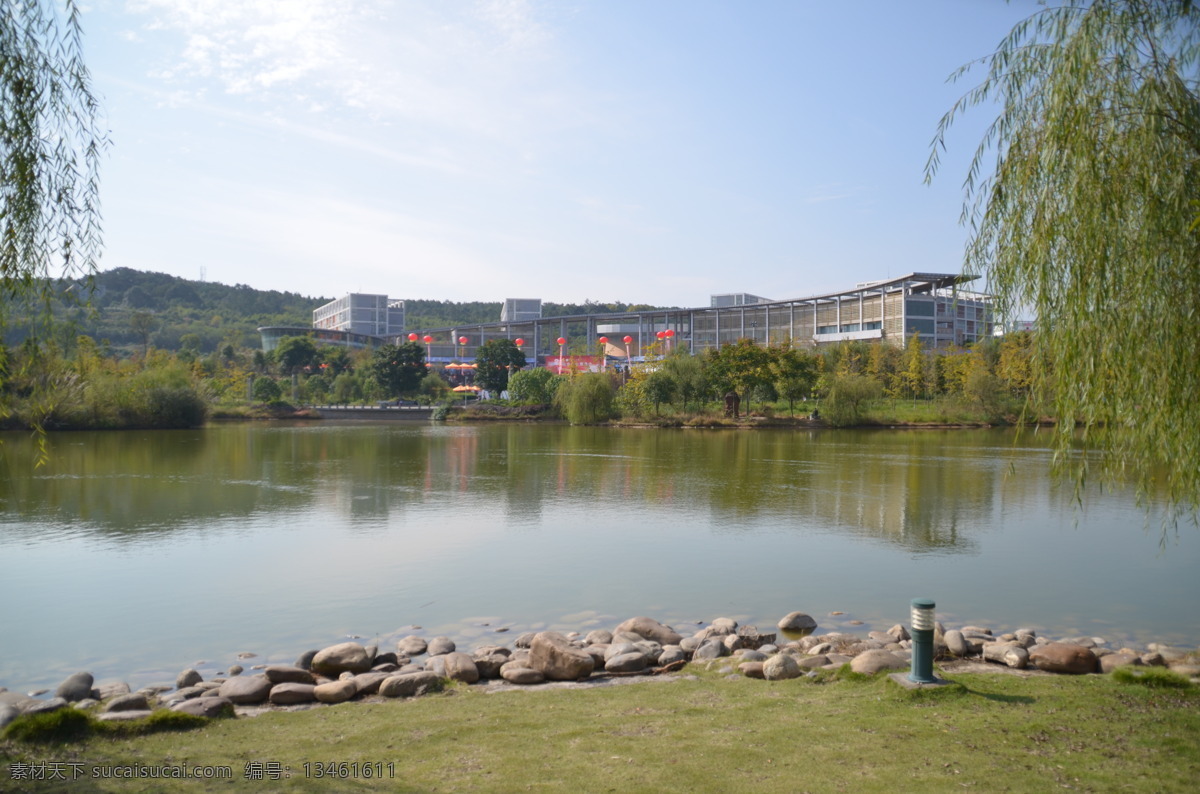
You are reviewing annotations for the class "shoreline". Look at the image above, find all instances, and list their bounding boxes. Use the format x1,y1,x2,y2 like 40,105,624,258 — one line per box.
4,612,1196,728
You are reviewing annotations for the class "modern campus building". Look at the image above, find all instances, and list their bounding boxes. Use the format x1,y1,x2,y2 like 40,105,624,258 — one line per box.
259,273,992,361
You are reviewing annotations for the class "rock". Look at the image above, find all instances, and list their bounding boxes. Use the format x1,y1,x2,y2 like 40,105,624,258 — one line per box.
585,630,613,645
294,650,318,670
227,665,243,676
850,650,908,675
265,665,316,685
944,630,971,657
887,624,911,642
352,672,391,696
378,672,443,698
218,675,273,704
693,639,727,660
374,652,400,667
427,637,456,656
96,710,153,722
0,704,19,729
444,652,481,684
176,669,203,689
777,612,818,633
736,650,768,663
55,672,94,703
530,631,594,681
1168,663,1200,677
735,625,775,649
1099,652,1142,674
1141,652,1166,667
659,646,689,666
763,653,802,680
311,642,372,676
635,640,664,661
679,637,702,653
172,697,232,718
614,617,684,646
797,655,829,669
424,656,448,677
1030,643,1098,674
807,642,833,655
739,662,765,679
514,632,537,649
268,683,316,705
982,642,1029,669
104,693,151,713
314,679,359,704
24,698,68,715
605,652,649,673
710,617,738,634
961,626,993,637
500,665,545,685
163,686,206,704
722,634,744,653
474,654,509,679
604,642,638,661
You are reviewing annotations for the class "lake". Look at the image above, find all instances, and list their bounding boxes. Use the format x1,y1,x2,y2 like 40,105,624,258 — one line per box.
1,422,1195,693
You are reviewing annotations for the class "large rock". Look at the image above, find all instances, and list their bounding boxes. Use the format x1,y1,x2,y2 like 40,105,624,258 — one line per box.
172,697,233,718
530,631,594,681
739,662,765,679
777,612,818,633
474,653,508,680
693,639,728,660
1099,652,1142,674
427,637,456,656
265,665,316,685
314,679,358,704
614,617,683,646
176,669,203,689
585,629,613,646
850,650,908,675
606,652,649,673
944,630,972,657
352,671,391,696
444,653,481,684
1030,643,1098,674
218,674,273,705
103,693,151,713
0,704,20,729
55,672,94,703
982,642,1029,669
378,672,443,698
500,664,545,685
268,683,316,705
763,653,803,680
311,642,372,676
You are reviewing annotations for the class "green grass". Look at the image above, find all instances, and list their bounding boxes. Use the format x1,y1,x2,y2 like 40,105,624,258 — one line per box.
3,668,1197,792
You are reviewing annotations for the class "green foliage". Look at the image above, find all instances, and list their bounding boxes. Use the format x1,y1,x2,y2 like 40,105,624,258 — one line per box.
252,376,282,403
554,372,616,424
770,345,819,416
367,342,426,397
508,367,558,404
331,372,363,404
473,339,526,392
823,374,882,427
928,0,1200,515
642,369,675,414
1112,666,1193,689
704,339,772,407
660,351,707,410
274,336,318,375
418,371,451,403
3,706,214,744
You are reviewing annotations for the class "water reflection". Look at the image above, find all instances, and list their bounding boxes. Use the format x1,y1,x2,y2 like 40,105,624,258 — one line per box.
1,424,1075,555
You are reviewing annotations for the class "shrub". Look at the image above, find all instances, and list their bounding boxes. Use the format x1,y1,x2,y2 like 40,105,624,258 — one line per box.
554,372,615,424
252,376,282,403
823,374,881,427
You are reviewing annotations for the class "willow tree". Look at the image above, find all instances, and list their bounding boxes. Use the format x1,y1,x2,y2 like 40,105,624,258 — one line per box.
1,1,106,439
927,0,1200,518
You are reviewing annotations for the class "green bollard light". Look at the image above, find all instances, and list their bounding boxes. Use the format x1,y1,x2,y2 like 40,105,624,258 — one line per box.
908,598,937,684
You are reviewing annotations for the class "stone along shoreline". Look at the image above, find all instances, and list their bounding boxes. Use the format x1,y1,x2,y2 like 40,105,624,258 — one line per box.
3,611,1198,728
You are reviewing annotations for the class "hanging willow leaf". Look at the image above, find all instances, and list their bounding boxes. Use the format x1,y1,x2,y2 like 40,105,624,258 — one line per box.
928,0,1200,522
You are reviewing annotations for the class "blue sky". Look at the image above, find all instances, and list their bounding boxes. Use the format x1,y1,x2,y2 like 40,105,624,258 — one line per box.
80,0,1039,306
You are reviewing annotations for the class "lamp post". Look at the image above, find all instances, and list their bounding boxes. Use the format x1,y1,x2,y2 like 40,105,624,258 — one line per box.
598,336,608,372
422,335,433,364
664,328,675,353
556,337,567,374
909,598,937,684
623,334,634,369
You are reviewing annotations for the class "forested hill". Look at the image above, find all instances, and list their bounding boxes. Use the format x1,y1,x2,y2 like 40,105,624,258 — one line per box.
2,267,678,356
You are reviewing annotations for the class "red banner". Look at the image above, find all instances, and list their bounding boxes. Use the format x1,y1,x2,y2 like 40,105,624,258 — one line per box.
544,355,602,374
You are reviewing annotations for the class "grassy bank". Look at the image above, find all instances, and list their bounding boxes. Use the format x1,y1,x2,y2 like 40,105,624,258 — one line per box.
4,667,1197,792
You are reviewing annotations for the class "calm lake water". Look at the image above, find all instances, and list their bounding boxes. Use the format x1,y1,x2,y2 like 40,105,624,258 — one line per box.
1,422,1196,692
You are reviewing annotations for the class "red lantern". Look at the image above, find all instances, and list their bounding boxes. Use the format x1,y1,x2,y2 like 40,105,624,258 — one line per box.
556,337,567,346
423,335,433,344
598,336,608,345
656,330,666,340
665,329,675,338
407,333,418,341
514,338,524,346
458,336,468,345
623,335,633,344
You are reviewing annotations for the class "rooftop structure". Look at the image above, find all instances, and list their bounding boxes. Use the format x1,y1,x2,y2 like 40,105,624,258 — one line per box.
501,298,542,322
711,292,773,308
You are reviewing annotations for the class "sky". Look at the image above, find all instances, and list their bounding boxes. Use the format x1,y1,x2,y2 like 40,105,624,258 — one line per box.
78,0,1041,307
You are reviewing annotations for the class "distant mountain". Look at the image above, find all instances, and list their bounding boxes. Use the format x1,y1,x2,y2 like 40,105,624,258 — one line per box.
2,267,679,355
